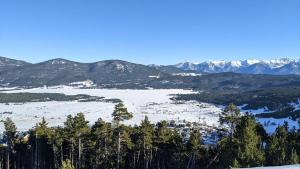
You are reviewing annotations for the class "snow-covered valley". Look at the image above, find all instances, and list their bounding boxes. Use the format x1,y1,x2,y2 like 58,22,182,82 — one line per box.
0,86,223,132
0,86,299,134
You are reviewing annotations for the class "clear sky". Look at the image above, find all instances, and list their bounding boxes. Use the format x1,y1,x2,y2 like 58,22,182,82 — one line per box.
0,0,300,64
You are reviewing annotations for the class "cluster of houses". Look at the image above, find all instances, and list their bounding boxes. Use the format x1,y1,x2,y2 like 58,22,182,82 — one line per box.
69,80,96,88
166,119,220,145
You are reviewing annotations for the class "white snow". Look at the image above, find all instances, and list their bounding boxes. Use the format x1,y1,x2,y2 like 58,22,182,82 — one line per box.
238,105,299,134
289,99,300,111
208,60,226,67
51,60,66,65
148,75,160,78
256,117,299,134
263,58,292,68
176,58,297,72
1,86,299,135
244,59,261,65
69,80,95,88
0,86,21,91
0,87,222,132
115,63,125,71
242,164,300,169
172,73,202,76
229,60,242,67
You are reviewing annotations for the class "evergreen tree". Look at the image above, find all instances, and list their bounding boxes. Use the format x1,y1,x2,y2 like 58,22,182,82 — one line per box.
3,117,17,169
33,117,55,169
266,123,289,166
90,118,114,168
219,103,241,138
289,148,299,164
218,104,241,168
73,113,90,169
51,126,65,169
235,115,264,167
152,120,184,169
140,116,154,169
112,102,133,169
186,129,203,169
63,113,90,169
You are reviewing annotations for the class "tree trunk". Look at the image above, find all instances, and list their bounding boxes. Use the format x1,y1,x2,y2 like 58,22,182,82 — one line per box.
117,131,121,169
204,152,220,169
143,137,146,169
60,145,63,166
78,138,81,169
6,148,9,169
34,135,38,169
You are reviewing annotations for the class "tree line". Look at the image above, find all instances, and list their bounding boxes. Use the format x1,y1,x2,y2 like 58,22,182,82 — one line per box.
1,103,300,169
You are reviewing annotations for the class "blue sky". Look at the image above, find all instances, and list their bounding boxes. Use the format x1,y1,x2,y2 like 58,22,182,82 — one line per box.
0,0,300,64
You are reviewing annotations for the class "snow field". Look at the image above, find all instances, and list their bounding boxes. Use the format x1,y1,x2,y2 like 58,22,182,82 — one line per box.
0,87,222,132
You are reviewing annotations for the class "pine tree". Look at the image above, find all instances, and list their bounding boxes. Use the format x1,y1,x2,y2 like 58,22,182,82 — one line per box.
231,158,240,168
218,104,241,168
140,116,154,169
35,117,53,137
220,103,241,138
3,117,17,169
34,117,54,169
112,102,133,169
235,115,264,167
63,113,90,169
289,148,299,164
152,120,184,169
73,113,90,169
90,118,114,168
186,129,202,169
50,126,65,169
266,123,289,166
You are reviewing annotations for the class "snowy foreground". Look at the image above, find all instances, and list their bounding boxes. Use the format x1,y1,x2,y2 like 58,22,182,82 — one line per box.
0,86,298,133
0,86,223,132
242,164,300,169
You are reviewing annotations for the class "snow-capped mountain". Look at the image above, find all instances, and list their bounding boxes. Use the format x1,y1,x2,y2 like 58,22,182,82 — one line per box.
174,58,300,75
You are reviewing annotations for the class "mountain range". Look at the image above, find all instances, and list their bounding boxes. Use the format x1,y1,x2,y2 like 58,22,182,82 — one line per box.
0,57,171,88
3,56,300,118
174,58,300,75
1,56,300,89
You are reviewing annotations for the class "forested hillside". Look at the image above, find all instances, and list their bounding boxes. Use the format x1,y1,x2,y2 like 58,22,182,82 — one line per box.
1,103,300,169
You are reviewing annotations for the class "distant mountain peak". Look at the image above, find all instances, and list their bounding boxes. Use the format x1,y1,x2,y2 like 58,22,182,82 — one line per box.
46,58,73,65
174,58,300,75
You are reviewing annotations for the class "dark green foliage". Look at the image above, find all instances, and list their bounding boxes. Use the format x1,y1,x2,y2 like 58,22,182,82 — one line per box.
234,115,265,167
61,159,74,169
0,93,104,103
218,105,268,168
256,108,300,120
112,102,133,169
89,118,114,168
176,86,300,111
219,103,241,137
266,123,289,166
3,117,17,169
112,102,133,125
